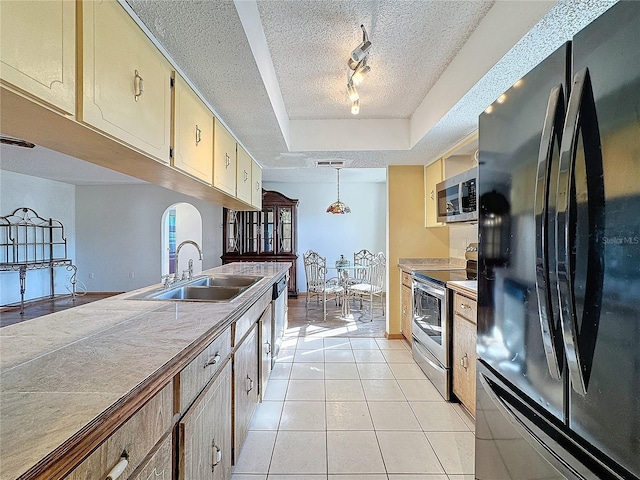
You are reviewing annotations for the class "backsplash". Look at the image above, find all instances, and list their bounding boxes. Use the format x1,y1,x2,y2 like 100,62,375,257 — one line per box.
449,223,478,259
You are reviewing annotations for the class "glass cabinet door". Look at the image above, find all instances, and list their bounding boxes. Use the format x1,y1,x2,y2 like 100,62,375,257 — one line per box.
260,208,275,253
244,211,259,254
225,209,240,254
278,207,293,254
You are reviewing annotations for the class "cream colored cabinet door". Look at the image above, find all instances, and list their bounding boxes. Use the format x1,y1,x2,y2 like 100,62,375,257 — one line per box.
233,323,259,463
172,74,213,183
236,144,253,204
424,158,445,228
251,159,263,209
213,118,237,195
0,0,75,114
453,315,476,417
81,0,172,164
400,283,413,344
179,361,232,480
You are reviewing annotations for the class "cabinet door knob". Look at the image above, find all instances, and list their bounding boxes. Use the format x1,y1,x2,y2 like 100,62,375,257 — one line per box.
246,374,254,393
430,190,435,200
212,440,222,468
195,125,202,145
461,353,469,370
244,170,249,182
134,70,144,102
105,453,129,480
255,181,260,191
204,353,221,368
265,341,271,354
225,153,230,168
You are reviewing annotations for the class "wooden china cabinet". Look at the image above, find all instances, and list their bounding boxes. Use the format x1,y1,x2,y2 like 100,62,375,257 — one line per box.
222,189,298,297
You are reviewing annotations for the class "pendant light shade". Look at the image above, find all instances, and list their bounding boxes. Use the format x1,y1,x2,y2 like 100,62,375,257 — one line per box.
326,168,351,214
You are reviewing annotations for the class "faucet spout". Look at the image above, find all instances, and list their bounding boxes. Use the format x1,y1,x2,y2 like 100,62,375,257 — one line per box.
175,240,203,281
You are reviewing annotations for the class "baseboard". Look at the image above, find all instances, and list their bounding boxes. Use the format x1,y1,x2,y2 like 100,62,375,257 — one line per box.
385,332,405,340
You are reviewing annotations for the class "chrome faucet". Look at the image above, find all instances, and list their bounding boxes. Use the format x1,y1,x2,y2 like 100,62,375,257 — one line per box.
175,240,203,281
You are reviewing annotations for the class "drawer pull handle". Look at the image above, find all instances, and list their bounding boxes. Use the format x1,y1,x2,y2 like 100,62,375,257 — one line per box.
255,181,260,191
225,153,231,168
265,341,271,354
204,353,221,368
246,374,253,394
461,353,469,370
244,170,249,182
134,70,144,102
212,440,222,468
195,125,202,145
105,453,129,480
460,303,472,310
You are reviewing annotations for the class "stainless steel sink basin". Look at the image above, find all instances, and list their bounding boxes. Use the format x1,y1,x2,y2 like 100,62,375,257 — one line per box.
151,285,244,301
128,275,263,302
189,275,262,288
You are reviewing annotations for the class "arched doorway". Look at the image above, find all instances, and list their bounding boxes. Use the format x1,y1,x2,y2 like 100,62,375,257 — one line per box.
161,203,203,277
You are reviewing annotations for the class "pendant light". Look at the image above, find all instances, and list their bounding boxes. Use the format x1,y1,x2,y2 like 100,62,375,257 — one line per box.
326,168,351,214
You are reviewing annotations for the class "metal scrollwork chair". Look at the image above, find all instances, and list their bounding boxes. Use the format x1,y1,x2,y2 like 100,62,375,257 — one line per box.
346,252,386,321
303,250,345,321
351,249,375,286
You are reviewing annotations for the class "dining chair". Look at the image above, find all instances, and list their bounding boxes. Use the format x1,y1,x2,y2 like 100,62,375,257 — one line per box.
303,250,345,321
352,249,375,285
346,252,386,321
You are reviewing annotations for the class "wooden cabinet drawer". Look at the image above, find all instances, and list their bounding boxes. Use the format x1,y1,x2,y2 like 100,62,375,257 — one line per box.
401,271,413,288
177,327,231,414
233,290,271,347
128,434,173,480
453,292,477,324
65,382,173,479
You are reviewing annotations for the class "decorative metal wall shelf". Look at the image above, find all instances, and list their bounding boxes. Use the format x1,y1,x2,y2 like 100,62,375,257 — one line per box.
0,207,77,314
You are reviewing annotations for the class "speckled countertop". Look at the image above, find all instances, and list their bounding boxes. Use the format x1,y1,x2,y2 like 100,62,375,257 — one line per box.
0,262,289,480
397,257,467,273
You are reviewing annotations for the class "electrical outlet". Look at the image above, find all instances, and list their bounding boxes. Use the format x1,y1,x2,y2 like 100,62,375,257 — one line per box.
89,273,95,279
129,272,135,278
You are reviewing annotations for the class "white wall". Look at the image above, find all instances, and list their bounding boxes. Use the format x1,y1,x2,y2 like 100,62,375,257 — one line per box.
263,181,386,292
0,170,76,305
76,184,223,292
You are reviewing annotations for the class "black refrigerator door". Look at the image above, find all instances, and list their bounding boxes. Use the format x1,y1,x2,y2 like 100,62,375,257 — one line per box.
477,43,570,423
563,3,640,476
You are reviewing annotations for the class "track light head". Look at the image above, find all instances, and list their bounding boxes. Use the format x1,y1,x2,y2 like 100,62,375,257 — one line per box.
350,40,372,63
347,82,359,102
351,61,370,86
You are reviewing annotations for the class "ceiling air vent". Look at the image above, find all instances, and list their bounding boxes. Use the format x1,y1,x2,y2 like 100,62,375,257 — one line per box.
315,160,345,168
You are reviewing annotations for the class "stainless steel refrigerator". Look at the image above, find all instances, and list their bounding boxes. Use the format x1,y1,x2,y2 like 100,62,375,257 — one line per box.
476,2,640,479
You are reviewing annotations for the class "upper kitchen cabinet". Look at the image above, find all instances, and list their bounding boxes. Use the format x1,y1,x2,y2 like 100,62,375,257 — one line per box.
424,159,445,228
172,73,214,184
236,145,253,204
0,0,75,114
213,118,238,196
80,0,172,164
251,159,263,209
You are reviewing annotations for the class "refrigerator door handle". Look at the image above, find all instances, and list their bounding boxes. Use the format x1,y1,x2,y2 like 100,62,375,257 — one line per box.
534,84,566,380
556,67,606,396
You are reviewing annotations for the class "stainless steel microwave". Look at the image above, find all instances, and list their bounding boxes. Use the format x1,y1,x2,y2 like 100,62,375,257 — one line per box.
435,168,477,223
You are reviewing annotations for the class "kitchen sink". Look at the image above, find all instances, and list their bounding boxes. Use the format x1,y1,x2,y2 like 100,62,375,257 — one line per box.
129,275,263,302
189,275,262,288
151,285,245,301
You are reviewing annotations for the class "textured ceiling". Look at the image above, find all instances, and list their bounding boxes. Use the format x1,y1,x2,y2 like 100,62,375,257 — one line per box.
1,0,619,186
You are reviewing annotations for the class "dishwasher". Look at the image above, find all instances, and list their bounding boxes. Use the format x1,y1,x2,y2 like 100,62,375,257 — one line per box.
271,274,288,368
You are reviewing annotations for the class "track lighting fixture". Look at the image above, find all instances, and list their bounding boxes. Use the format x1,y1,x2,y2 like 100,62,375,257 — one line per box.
350,24,372,63
351,99,360,115
346,24,371,115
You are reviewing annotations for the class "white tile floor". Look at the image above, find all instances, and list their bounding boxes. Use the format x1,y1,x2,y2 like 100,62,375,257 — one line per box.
232,336,475,480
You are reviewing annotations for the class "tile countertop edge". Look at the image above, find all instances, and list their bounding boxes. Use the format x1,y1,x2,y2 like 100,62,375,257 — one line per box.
0,262,290,480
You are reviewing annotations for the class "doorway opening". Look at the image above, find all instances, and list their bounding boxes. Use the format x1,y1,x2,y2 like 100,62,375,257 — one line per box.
161,203,203,276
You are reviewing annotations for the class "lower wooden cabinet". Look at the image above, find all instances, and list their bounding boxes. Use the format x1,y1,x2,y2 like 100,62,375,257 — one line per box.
129,434,173,480
259,306,273,401
400,271,413,344
178,361,232,480
65,382,173,479
452,291,477,417
233,323,259,463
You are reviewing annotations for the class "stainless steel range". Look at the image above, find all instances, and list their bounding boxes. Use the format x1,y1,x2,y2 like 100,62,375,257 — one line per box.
411,262,477,400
